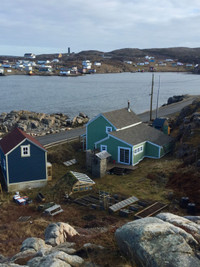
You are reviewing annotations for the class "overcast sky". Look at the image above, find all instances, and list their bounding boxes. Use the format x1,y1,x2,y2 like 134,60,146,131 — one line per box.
1,0,200,56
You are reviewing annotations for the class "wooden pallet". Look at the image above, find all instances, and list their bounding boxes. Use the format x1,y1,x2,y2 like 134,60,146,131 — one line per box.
109,196,139,213
17,216,31,222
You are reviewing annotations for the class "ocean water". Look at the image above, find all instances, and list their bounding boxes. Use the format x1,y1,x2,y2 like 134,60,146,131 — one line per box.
1,72,200,119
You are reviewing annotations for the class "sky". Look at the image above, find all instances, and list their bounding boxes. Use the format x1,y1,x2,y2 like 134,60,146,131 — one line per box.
1,0,200,56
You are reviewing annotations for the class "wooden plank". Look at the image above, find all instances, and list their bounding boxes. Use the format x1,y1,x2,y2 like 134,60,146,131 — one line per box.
134,202,167,219
147,204,168,217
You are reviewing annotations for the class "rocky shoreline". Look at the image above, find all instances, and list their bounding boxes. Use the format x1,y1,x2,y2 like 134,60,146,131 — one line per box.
0,110,89,137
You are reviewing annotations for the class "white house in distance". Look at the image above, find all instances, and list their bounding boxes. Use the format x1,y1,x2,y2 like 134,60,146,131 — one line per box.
94,62,101,66
124,61,132,64
24,53,36,59
82,60,92,69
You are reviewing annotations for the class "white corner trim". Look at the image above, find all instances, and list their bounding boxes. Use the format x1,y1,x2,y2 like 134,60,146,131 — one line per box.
45,151,48,180
6,154,9,186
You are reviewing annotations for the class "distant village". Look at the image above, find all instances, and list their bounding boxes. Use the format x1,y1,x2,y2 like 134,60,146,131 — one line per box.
0,50,197,76
0,52,99,76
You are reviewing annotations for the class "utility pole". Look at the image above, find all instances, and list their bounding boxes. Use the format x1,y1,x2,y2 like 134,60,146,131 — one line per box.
156,75,160,118
150,73,154,121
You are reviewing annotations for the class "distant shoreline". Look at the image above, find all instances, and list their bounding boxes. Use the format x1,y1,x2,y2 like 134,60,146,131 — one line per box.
2,69,192,77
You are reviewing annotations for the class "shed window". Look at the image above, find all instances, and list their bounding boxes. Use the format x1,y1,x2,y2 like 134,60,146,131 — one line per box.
101,145,107,151
21,145,30,157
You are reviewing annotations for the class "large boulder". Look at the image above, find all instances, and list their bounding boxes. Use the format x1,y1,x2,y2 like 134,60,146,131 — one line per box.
115,216,200,267
45,223,79,246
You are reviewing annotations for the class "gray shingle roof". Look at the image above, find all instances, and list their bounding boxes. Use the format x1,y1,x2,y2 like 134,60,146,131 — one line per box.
102,108,141,129
109,123,173,146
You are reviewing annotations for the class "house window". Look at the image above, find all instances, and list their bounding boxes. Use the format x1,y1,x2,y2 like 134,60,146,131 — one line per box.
106,126,112,133
21,145,30,157
134,146,143,155
119,147,130,164
101,145,107,151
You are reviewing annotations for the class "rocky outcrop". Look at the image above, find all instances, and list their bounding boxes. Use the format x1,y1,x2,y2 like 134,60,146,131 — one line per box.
115,214,200,267
0,110,89,137
45,222,79,246
0,225,83,267
167,95,185,105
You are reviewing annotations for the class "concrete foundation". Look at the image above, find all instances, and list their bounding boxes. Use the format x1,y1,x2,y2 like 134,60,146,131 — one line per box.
7,180,47,192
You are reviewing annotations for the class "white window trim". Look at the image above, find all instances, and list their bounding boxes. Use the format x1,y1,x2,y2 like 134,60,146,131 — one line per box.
101,145,107,151
21,145,30,157
118,146,131,165
134,145,143,155
106,126,112,133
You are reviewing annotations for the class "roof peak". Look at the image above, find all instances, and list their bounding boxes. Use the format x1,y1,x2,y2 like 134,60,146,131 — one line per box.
102,107,141,129
0,127,46,154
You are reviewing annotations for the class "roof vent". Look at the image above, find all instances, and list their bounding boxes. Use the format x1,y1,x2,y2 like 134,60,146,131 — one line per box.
128,100,131,112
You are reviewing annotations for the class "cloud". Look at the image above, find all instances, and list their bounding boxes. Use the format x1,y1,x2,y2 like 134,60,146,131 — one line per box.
1,0,200,55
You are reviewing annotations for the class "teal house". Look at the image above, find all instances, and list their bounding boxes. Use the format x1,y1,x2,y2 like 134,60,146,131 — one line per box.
0,128,48,192
86,104,173,166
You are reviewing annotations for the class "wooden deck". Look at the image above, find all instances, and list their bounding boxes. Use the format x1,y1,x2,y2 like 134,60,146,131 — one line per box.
107,162,138,171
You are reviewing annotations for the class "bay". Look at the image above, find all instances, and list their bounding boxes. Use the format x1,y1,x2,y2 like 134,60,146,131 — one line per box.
0,72,200,119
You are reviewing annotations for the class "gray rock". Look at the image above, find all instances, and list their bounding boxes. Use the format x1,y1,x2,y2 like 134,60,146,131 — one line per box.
0,253,9,263
31,121,39,129
115,216,200,267
0,264,28,267
79,112,87,118
82,243,104,251
10,249,36,263
51,242,76,255
184,216,200,224
45,222,79,246
21,237,52,252
27,251,83,267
